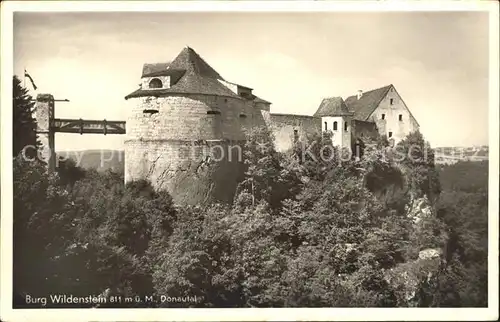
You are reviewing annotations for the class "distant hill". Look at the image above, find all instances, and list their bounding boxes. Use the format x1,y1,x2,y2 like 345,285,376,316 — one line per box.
434,145,488,164
57,150,124,173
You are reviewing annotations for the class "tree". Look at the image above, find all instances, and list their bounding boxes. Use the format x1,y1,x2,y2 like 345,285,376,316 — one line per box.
235,126,301,211
13,75,37,157
394,131,441,201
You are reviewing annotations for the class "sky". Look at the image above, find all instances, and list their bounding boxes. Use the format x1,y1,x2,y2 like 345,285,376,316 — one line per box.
13,11,490,151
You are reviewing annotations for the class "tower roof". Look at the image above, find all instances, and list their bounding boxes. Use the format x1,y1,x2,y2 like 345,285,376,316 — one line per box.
168,46,225,80
314,97,353,117
125,46,240,99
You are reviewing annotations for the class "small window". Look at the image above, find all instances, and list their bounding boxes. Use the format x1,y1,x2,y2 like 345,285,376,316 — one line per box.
324,122,328,131
399,114,403,121
344,121,348,132
293,129,299,142
390,98,394,105
239,113,247,118
381,114,386,120
333,121,338,131
388,131,393,138
149,78,163,89
207,110,221,115
143,108,159,115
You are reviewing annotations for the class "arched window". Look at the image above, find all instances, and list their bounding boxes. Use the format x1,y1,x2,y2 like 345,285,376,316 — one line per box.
324,122,328,131
149,78,163,89
333,121,338,131
344,121,348,132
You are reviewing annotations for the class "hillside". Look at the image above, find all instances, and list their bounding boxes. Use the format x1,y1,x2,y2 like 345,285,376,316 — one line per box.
57,150,124,173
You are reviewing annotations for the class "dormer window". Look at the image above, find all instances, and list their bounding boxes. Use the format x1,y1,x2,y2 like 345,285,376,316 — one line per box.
149,78,163,89
390,98,394,105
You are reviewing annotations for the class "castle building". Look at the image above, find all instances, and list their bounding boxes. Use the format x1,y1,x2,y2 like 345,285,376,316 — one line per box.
270,85,420,152
124,47,419,205
124,46,272,205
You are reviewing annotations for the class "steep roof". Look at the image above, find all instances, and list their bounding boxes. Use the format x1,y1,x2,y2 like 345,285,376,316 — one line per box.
126,47,272,104
345,84,392,121
168,46,225,80
126,46,241,99
314,97,353,117
142,63,171,77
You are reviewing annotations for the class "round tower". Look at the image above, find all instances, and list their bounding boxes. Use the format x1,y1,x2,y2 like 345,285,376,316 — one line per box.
124,47,270,205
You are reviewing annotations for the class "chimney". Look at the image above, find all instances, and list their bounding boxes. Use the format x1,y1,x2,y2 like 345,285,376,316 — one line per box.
357,90,363,100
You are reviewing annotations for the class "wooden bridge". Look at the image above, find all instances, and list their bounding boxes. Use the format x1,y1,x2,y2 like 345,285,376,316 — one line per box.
35,94,126,171
53,118,126,135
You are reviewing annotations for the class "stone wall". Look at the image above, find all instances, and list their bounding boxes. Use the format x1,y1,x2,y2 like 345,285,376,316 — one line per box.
125,93,266,205
35,94,55,170
125,139,245,205
268,113,321,152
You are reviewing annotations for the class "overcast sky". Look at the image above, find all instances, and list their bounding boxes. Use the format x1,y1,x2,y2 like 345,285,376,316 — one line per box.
14,11,489,150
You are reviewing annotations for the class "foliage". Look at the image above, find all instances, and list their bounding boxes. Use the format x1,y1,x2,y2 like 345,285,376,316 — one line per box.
434,160,488,307
13,75,37,157
395,130,441,201
12,110,487,308
13,157,176,307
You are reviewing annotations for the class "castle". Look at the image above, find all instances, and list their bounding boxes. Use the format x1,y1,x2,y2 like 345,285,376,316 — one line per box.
124,46,419,205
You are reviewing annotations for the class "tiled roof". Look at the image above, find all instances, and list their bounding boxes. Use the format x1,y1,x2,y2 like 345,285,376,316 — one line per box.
126,47,272,105
142,69,186,84
168,46,224,80
125,68,240,99
142,63,171,77
345,85,392,121
125,47,240,100
314,97,353,117
253,96,271,104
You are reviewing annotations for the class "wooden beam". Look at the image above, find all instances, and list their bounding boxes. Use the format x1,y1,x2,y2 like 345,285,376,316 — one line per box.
52,118,126,135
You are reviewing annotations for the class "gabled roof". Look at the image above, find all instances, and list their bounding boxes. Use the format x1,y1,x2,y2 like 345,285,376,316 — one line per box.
344,84,392,121
314,97,353,117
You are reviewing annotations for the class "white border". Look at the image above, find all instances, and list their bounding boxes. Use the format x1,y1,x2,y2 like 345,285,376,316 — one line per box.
1,1,499,321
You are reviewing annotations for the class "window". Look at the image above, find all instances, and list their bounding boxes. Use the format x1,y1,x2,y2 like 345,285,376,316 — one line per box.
324,122,328,131
207,110,221,115
149,78,163,89
294,129,299,142
399,114,403,121
344,121,348,132
333,121,338,131
390,98,394,105
381,114,386,120
388,131,393,138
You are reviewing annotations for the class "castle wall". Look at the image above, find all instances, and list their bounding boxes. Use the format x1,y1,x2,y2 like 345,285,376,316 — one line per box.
367,87,419,143
268,114,321,152
352,120,379,141
125,93,266,205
